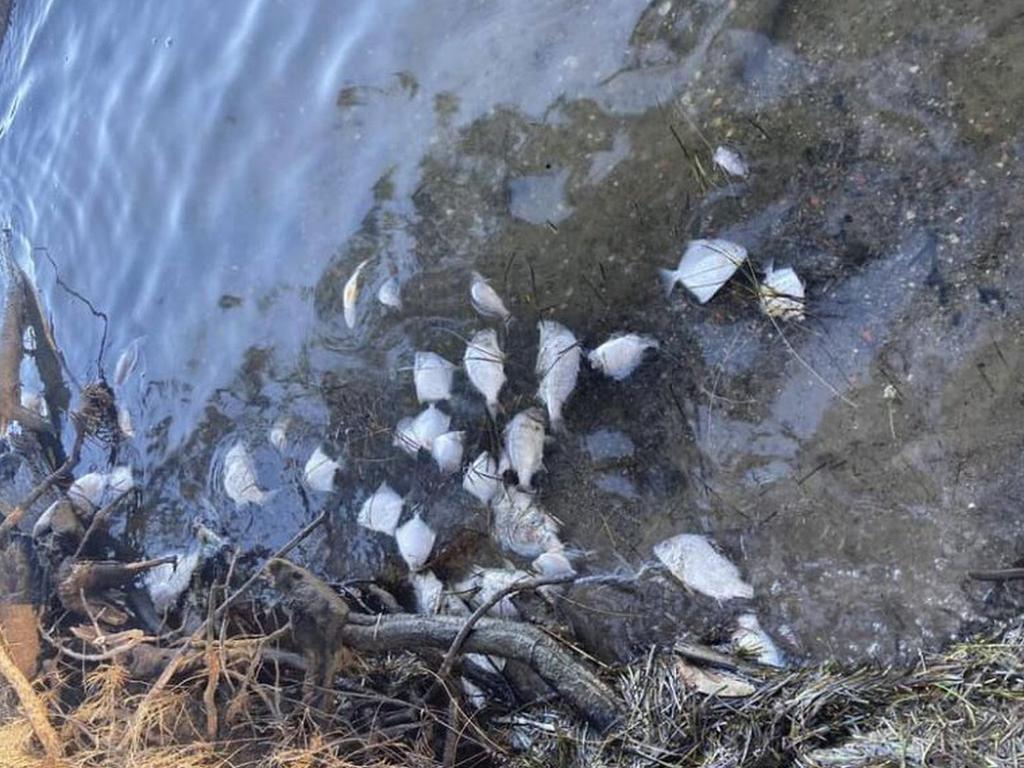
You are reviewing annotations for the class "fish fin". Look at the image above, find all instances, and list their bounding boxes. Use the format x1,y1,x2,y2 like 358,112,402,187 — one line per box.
659,268,678,297
486,400,505,419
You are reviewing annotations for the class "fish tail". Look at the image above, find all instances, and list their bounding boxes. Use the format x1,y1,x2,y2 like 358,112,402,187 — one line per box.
659,268,678,297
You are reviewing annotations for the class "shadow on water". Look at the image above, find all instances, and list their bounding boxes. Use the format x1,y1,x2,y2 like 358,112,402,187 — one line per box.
2,0,1024,665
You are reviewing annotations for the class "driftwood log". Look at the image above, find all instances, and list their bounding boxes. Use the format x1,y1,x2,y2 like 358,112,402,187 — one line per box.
343,611,622,732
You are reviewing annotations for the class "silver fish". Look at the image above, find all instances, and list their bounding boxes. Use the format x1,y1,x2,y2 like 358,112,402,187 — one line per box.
393,416,420,457
358,481,404,535
712,145,749,178
114,336,144,387
303,446,341,493
395,511,435,572
532,550,576,579
343,258,371,330
463,451,499,505
454,566,529,618
660,239,747,304
504,407,546,490
431,430,465,474
414,351,456,404
535,320,580,432
108,465,134,495
20,390,48,419
411,569,444,614
117,405,135,439
732,613,785,668
145,548,201,613
145,525,227,613
377,276,402,310
588,333,659,381
68,472,108,513
653,533,753,601
469,271,511,323
393,405,452,457
223,441,268,507
759,264,805,321
463,329,505,416
268,416,290,453
491,487,563,558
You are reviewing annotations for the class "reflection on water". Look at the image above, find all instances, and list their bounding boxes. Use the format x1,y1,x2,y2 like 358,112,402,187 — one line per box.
2,0,1024,663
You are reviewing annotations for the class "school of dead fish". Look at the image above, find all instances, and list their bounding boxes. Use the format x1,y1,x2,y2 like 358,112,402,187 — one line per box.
44,146,798,693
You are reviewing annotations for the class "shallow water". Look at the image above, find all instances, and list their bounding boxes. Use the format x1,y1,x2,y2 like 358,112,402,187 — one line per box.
2,0,1024,664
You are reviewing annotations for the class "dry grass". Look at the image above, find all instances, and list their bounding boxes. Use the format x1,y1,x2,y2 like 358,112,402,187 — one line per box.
2,615,1024,768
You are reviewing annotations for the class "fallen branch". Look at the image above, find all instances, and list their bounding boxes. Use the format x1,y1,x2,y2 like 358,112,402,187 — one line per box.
0,624,63,763
344,612,622,732
437,573,575,684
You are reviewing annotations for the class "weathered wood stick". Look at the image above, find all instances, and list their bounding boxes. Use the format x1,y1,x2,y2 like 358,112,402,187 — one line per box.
0,625,63,762
344,612,622,732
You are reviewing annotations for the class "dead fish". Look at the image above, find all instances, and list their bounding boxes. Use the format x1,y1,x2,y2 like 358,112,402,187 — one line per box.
660,239,747,304
144,548,201,613
377,276,402,310
491,487,563,558
504,407,546,490
759,264,805,321
117,405,135,439
732,613,785,668
68,472,108,514
535,320,580,432
303,446,341,493
394,404,451,457
413,351,456,404
343,258,371,330
411,569,444,614
413,404,451,446
393,416,420,457
587,333,659,381
113,336,144,387
32,499,79,539
653,533,753,601
455,567,528,618
358,481,404,535
463,451,499,505
463,328,505,416
712,146,749,178
144,524,228,614
675,660,755,698
461,678,488,710
469,271,511,323
20,390,48,419
532,550,576,579
431,430,465,474
269,416,290,453
107,465,134,496
394,511,435,572
223,441,268,507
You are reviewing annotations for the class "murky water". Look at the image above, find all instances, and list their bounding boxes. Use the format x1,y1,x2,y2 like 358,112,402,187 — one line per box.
2,0,1024,665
